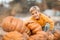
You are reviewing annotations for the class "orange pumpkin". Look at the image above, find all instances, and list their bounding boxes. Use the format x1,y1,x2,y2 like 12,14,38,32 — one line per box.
54,30,60,40
3,31,29,40
28,31,48,40
2,16,30,35
25,21,42,34
46,31,54,40
23,26,31,35
2,16,23,32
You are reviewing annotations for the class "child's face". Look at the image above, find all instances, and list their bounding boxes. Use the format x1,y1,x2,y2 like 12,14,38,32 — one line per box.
31,10,40,20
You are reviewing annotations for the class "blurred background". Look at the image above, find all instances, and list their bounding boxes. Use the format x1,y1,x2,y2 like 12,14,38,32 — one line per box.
0,0,60,26
0,0,60,40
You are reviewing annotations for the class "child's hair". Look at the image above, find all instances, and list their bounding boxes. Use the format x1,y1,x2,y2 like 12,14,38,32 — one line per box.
29,6,40,12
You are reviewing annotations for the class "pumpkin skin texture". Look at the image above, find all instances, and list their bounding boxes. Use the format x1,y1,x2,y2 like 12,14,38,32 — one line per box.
28,31,48,40
46,31,54,40
2,16,30,35
23,26,31,35
2,16,23,32
54,30,60,40
25,21,42,34
3,31,29,40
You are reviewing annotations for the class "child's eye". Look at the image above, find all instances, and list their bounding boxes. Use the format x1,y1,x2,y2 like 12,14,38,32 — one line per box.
32,14,34,15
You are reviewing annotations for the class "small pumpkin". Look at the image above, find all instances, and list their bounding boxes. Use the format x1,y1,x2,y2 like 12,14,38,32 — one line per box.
25,21,42,34
3,31,28,40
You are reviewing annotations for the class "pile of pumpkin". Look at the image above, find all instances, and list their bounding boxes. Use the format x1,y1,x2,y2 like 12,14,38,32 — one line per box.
1,16,60,40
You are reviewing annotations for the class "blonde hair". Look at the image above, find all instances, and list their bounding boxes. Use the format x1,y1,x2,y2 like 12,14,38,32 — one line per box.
29,6,40,12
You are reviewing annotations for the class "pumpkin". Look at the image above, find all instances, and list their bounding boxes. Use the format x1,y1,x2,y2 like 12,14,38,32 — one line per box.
2,16,23,32
3,31,29,40
23,26,31,35
2,16,30,35
28,31,48,40
25,21,42,34
54,30,60,40
46,31,54,40
22,33,29,40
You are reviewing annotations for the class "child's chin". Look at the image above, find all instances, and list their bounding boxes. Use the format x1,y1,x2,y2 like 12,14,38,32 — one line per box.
36,19,39,20
35,18,39,20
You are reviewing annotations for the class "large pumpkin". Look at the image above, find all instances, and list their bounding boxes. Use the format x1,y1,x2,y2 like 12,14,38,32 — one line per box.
28,31,48,40
2,16,30,35
2,16,23,32
25,21,42,34
3,31,29,40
